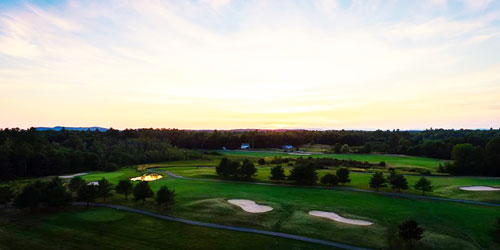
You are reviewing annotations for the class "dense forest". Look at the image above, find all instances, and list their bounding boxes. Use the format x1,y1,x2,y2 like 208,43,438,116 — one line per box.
0,128,199,180
161,128,500,159
1,128,500,180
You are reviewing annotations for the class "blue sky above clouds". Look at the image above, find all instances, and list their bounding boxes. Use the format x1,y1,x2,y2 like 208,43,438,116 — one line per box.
1,0,499,129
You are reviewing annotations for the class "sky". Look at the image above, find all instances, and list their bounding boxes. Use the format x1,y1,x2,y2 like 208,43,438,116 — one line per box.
1,0,500,130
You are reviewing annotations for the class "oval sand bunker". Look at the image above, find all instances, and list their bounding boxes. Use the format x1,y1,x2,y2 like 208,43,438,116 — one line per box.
228,199,273,213
309,210,373,226
459,186,500,191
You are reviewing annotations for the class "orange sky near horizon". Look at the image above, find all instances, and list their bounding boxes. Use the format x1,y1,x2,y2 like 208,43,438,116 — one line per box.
1,0,500,130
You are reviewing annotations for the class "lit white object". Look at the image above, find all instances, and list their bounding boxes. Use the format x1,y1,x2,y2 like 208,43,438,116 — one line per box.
459,186,500,191
309,210,373,226
130,173,163,182
228,199,273,213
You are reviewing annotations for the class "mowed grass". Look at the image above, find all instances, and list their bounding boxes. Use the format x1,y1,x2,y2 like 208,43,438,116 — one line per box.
81,168,141,183
219,150,447,172
157,165,500,203
83,169,500,250
0,207,333,250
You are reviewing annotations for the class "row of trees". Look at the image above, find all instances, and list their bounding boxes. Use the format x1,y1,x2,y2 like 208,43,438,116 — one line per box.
158,128,500,157
369,171,433,195
215,157,433,195
0,177,175,210
2,128,500,180
216,158,257,179
438,140,500,176
267,161,433,195
0,128,200,180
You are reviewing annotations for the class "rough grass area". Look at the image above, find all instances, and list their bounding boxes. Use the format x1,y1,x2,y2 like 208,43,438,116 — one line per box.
218,150,447,172
158,165,500,203
0,207,333,250
86,172,500,250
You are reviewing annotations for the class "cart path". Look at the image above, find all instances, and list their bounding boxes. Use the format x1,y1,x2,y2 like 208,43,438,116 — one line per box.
153,170,500,207
72,202,370,250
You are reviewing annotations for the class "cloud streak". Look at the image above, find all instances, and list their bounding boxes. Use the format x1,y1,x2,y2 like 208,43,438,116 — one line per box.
0,0,500,129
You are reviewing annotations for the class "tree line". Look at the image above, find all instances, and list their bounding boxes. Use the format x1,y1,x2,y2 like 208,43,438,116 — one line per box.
438,140,500,176
2,128,500,180
215,158,434,195
0,128,200,180
0,177,175,210
150,128,500,159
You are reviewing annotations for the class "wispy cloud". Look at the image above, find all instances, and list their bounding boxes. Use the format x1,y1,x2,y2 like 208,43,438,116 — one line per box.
0,0,499,129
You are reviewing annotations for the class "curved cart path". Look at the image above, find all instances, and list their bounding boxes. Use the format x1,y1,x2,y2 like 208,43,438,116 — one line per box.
154,170,500,207
73,202,370,250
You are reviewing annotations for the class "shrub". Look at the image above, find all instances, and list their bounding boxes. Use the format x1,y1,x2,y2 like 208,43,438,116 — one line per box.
390,174,409,192
398,219,424,247
77,184,98,207
43,177,72,207
369,171,387,191
97,178,113,202
68,176,86,193
320,174,339,186
14,181,45,211
269,165,286,182
336,168,351,185
0,186,13,207
156,186,175,209
288,164,318,185
413,177,433,195
240,159,257,179
116,179,133,200
133,181,154,204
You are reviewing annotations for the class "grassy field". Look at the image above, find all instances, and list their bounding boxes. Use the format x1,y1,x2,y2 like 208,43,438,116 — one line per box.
3,151,499,250
157,165,500,203
218,150,447,172
77,167,500,250
0,207,333,250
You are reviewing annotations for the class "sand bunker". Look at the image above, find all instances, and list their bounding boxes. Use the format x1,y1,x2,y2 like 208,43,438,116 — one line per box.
59,173,88,178
130,173,163,182
87,181,99,186
288,152,311,156
228,199,273,213
309,210,373,226
459,186,500,191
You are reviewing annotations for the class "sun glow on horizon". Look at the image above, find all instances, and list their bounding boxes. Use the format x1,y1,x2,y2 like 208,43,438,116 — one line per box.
1,0,500,130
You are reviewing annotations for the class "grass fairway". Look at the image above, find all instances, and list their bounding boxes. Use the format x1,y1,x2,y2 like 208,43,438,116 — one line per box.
6,162,499,250
219,151,446,172
158,165,500,203
85,170,500,250
0,207,333,250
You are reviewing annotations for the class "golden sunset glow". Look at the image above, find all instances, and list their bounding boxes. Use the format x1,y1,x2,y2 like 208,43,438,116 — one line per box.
1,0,500,129
130,173,164,182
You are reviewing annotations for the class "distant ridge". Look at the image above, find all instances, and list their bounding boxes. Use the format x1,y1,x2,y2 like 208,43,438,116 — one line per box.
36,126,108,132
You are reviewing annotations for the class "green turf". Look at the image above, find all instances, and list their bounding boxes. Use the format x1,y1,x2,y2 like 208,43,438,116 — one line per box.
81,168,141,183
0,207,333,250
219,151,447,171
158,165,500,204
87,170,500,250
4,155,500,250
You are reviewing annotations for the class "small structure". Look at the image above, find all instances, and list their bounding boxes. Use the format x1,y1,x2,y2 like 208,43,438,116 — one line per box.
282,145,293,150
241,143,250,149
222,147,227,150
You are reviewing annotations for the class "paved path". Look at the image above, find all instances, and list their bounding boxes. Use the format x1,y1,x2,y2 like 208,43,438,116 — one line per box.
73,202,370,250
153,170,500,208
